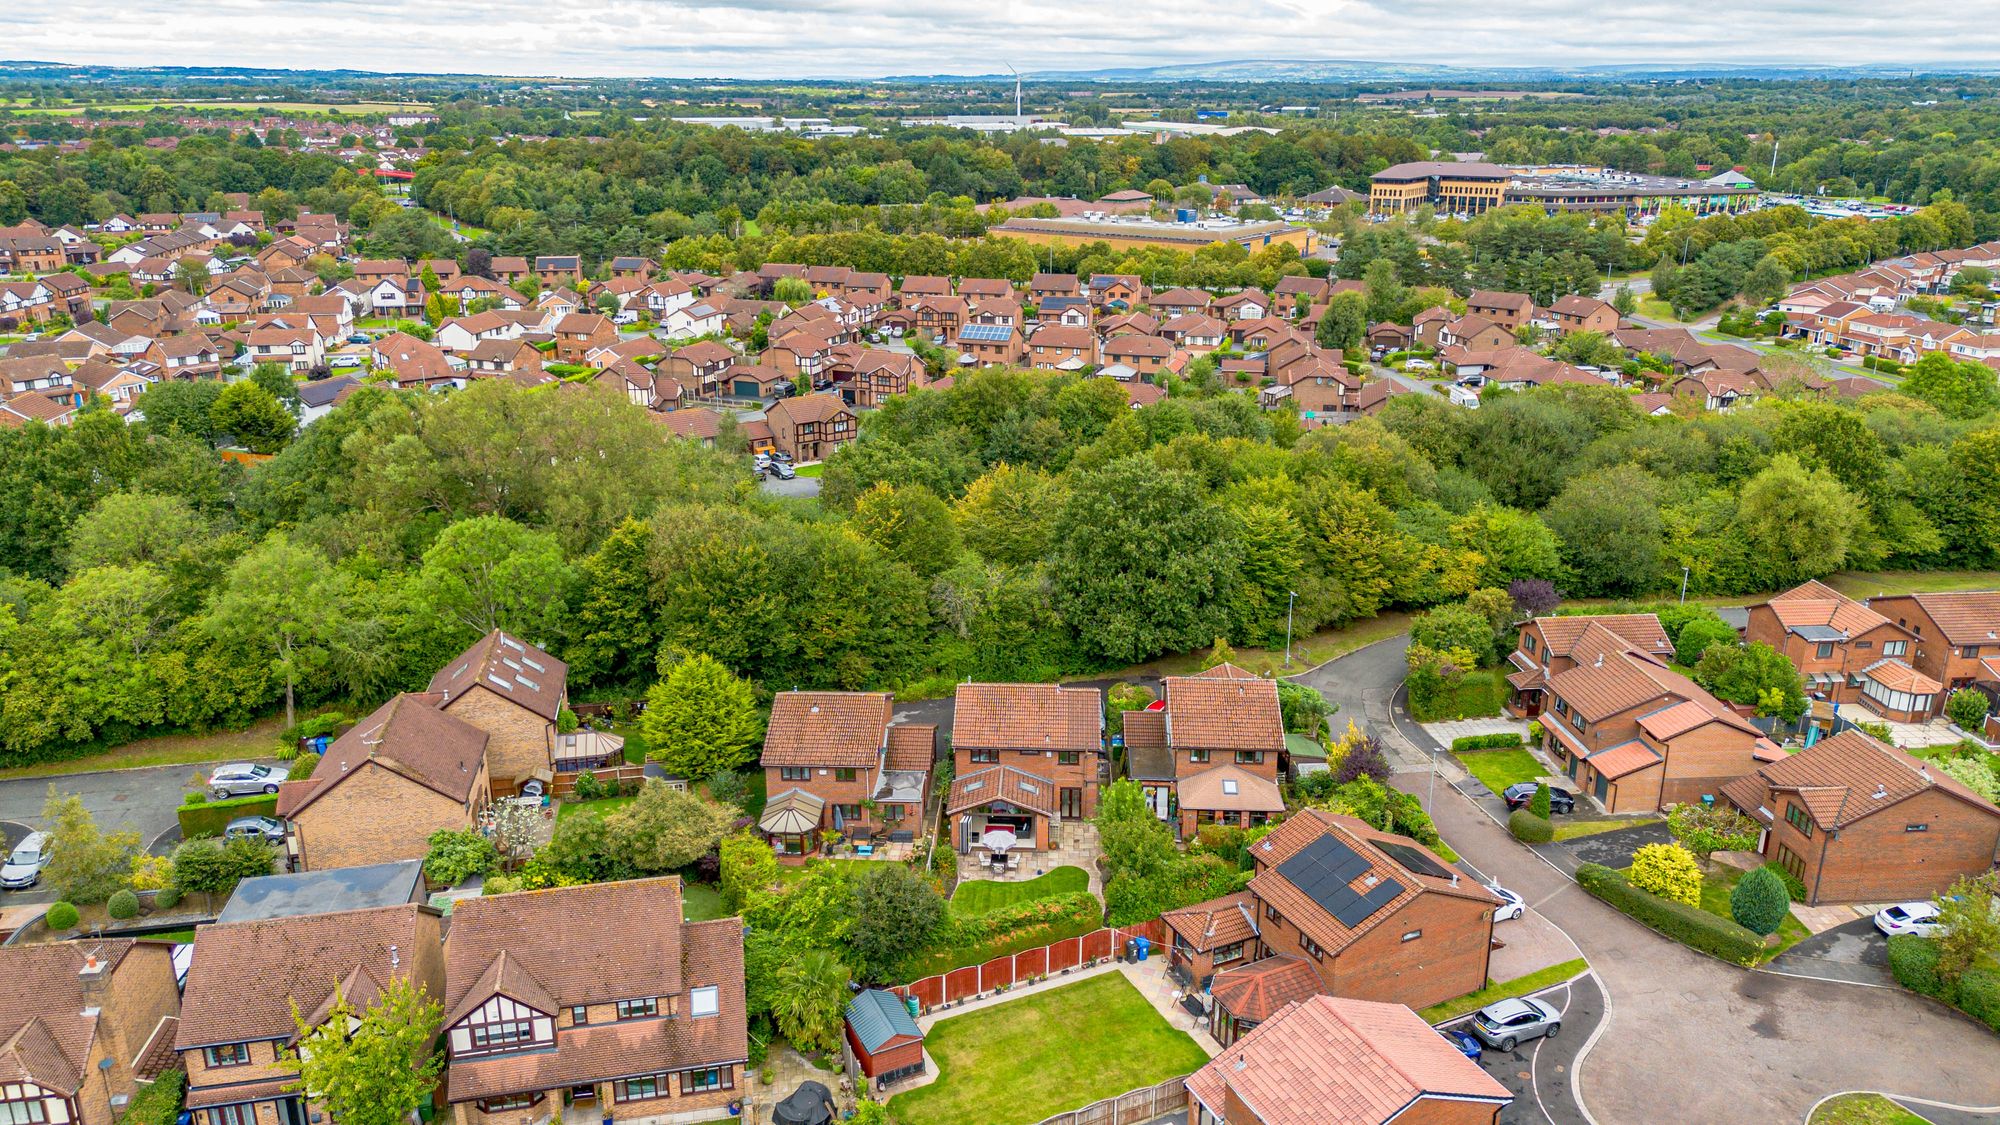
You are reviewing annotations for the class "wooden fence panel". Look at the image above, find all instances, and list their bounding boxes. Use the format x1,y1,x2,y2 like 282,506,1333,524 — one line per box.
980,954,1015,991
901,976,943,1010
1080,928,1114,962
1047,937,1081,973
943,965,980,1004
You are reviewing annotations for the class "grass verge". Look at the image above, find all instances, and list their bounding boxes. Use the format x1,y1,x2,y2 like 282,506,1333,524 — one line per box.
0,717,285,781
1809,1093,1929,1125
1696,864,1809,960
1419,957,1589,1024
1551,818,1646,841
889,974,1210,1125
949,867,1089,915
1097,612,1413,681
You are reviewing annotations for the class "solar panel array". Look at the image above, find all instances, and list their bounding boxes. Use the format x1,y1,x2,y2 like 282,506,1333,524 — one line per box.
1375,840,1454,881
959,324,1014,342
1276,836,1404,928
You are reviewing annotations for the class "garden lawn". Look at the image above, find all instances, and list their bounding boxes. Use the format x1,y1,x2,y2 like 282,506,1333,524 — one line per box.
889,974,1210,1125
1454,749,1544,798
1808,1093,1928,1125
949,867,1089,915
1695,865,1809,959
1414,667,1507,722
1419,958,1588,1024
682,882,729,922
557,796,634,821
1552,818,1642,842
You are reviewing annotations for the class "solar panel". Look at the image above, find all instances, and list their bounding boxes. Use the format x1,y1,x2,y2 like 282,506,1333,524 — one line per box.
958,324,1012,342
1376,841,1453,881
1277,836,1405,929
1339,877,1405,926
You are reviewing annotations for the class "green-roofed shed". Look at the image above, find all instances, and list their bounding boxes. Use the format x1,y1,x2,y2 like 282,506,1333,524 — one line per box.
1286,732,1329,776
843,988,926,1081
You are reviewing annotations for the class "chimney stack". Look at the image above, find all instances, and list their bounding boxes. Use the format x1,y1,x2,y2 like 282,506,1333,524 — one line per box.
78,948,111,1015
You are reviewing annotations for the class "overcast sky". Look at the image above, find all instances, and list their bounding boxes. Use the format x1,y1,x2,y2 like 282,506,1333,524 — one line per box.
0,1,1987,80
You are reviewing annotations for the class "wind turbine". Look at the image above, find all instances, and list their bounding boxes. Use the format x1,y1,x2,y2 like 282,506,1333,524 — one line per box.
1005,63,1022,119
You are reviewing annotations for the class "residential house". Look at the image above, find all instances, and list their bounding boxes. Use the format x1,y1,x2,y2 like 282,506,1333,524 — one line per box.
1212,289,1271,322
955,322,1025,367
427,630,570,798
1465,290,1534,330
1720,730,2000,904
896,275,952,305
1186,995,1510,1125
1029,272,1083,302
373,332,462,391
1159,314,1228,352
834,347,924,407
725,363,792,400
0,940,182,1125
946,682,1104,852
1101,333,1175,377
609,256,658,280
1271,275,1332,318
437,311,524,354
465,338,545,379
660,302,726,340
1869,592,2000,709
1747,581,1926,719
176,905,446,1125
534,255,583,287
1505,614,1675,717
1547,294,1620,336
906,295,966,339
957,277,1014,303
663,341,736,398
243,326,322,374
1122,663,1286,839
755,691,935,856
553,313,617,365
1027,324,1097,369
1437,315,1514,352
439,878,747,1125
1089,274,1146,310
297,375,358,425
765,392,856,463
1151,288,1212,318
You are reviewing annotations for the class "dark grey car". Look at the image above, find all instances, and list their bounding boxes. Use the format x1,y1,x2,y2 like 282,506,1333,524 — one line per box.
1468,997,1561,1051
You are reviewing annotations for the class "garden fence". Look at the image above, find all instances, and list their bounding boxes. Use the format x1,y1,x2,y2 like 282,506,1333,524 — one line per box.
891,918,1168,1014
1027,1076,1190,1125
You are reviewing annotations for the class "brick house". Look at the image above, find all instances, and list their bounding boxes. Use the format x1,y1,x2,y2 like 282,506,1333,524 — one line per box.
1029,272,1083,302
533,255,583,287
1720,729,2000,904
1027,324,1097,369
837,348,924,407
0,941,182,1125
955,322,1025,366
906,295,966,338
427,631,569,797
176,904,446,1125
277,692,492,871
1164,810,1500,1041
663,340,736,398
1464,290,1534,330
1123,664,1286,839
1101,333,1174,376
1186,995,1510,1125
1869,591,2000,711
946,682,1104,853
1271,275,1332,318
440,877,746,1125
765,392,856,463
1089,274,1146,310
1437,315,1514,352
1150,288,1212,318
756,691,935,857
1547,294,1619,335
1532,620,1780,813
957,278,1014,303
1747,581,1927,719
553,313,617,365
1504,613,1673,718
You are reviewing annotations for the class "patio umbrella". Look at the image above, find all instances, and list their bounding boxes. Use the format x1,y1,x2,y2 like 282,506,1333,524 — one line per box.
980,828,1018,853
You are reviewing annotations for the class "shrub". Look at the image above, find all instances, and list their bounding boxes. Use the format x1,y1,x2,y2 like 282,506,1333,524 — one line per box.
1759,862,1807,902
1629,843,1703,907
106,889,140,920
572,770,605,801
1729,866,1790,935
1450,732,1524,752
1947,689,1991,733
154,886,183,910
1575,864,1764,965
123,1068,186,1125
170,837,276,896
1529,783,1551,820
45,902,79,931
423,829,500,887
1954,967,2000,1031
180,790,207,806
1508,808,1554,844
707,769,749,809
1887,934,1948,999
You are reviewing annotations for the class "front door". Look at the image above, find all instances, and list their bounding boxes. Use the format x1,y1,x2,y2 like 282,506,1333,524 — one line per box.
276,1098,309,1125
1594,771,1609,802
1060,787,1084,819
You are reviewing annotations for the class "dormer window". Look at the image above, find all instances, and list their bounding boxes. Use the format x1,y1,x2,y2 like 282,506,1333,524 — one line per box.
615,997,658,1020
690,985,719,1018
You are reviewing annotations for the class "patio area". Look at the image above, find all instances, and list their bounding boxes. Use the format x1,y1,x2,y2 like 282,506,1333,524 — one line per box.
959,820,1103,895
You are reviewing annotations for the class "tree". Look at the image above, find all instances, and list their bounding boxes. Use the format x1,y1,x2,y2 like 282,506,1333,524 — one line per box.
1730,865,1790,936
209,381,295,454
414,516,574,642
248,363,302,416
172,257,210,295
1276,680,1333,736
1693,641,1806,722
291,977,444,1125
851,482,961,577
423,829,498,886
1902,353,2000,420
772,276,813,304
604,781,737,873
1936,756,2000,803
1611,285,1638,316
1544,465,1664,597
1674,615,1740,667
66,492,208,570
772,950,851,1053
1732,454,1862,589
1316,290,1369,351
1665,802,1761,866
1932,874,2000,980
720,830,779,912
1530,783,1552,819
1410,602,1498,666
636,653,763,779
134,380,224,445
41,789,140,904
849,863,946,980
1096,778,1149,827
1508,578,1560,618
1628,842,1703,907
1947,689,1991,733
953,464,1064,566
203,533,341,728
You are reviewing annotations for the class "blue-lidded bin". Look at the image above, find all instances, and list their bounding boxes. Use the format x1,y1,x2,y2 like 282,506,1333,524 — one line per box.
1133,935,1151,961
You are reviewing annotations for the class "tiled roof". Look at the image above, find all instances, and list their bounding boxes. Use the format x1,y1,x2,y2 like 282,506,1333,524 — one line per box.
884,724,936,772
1187,995,1510,1125
1902,592,2000,647
1765,580,1899,637
946,765,1060,816
1861,659,1942,695
1532,614,1671,658
1636,700,1723,742
1750,730,1999,830
951,682,1102,752
1206,956,1322,1024
1586,739,1661,781
177,904,434,1049
280,692,486,816
762,691,891,768
1177,765,1286,813
1162,891,1258,953
429,630,567,722
0,941,147,1092
445,878,693,1022
1163,671,1284,752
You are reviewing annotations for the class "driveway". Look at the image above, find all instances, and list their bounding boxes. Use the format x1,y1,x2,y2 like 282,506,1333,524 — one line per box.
0,762,247,903
1768,917,1895,989
759,473,821,498
1553,822,1672,871
1438,973,1601,1125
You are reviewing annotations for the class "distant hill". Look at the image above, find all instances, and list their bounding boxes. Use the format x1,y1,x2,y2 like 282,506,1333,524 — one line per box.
886,58,2000,83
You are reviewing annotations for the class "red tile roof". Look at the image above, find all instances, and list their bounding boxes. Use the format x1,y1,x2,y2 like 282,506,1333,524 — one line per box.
429,630,566,722
762,691,891,768
1206,955,1323,1023
1742,729,1999,830
278,693,486,817
951,682,1102,752
1162,671,1284,752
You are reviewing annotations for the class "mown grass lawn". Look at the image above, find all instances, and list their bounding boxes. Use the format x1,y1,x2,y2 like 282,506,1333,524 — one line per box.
1413,667,1508,722
1453,749,1545,798
1809,1093,1929,1125
682,881,730,922
1696,864,1809,959
889,974,1210,1125
949,866,1089,915
1419,958,1588,1024
1552,818,1645,842
556,796,634,821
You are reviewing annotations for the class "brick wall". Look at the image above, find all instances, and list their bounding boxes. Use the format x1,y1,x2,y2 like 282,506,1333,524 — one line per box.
1810,788,2000,904
1328,894,1493,1012
293,763,475,870
443,686,554,796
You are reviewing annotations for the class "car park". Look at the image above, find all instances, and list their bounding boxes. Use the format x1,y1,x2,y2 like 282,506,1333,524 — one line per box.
1502,782,1576,814
1468,997,1561,1052
224,815,288,843
1489,884,1527,922
1,832,53,889
1874,901,1941,937
208,762,281,798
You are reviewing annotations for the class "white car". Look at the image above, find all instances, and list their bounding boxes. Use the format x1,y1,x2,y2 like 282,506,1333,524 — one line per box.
1490,884,1527,923
1874,901,1941,937
1,832,53,889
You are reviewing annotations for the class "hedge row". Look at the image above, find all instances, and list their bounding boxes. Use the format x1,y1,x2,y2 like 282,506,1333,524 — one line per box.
1451,732,1525,752
1508,809,1554,844
1887,934,2000,1033
1575,863,1765,966
177,794,279,839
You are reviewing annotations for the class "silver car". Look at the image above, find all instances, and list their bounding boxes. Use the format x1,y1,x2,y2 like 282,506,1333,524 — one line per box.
223,815,286,843
1,832,52,889
1468,997,1561,1051
208,763,280,799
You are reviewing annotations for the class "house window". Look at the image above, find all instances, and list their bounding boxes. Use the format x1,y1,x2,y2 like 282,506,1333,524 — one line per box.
1263,905,1283,928
1299,935,1325,960
570,1006,589,1026
1776,843,1806,885
1966,646,1983,659
836,804,862,822
1401,930,1423,943
474,1094,544,1112
1235,751,1262,765
613,1075,668,1103
970,749,999,764
1524,635,1539,656
615,997,658,1020
1784,803,1813,837
690,985,720,1018
204,1043,251,1068
834,768,857,782
1883,641,1908,657
1189,750,1211,764
682,1065,732,1094
469,1015,535,1050
1815,642,1835,660
209,1107,253,1125
779,767,809,782
1057,752,1081,765
1213,941,1245,966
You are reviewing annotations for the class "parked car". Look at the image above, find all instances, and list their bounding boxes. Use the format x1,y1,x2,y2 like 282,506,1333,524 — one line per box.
346,333,370,344
769,461,797,480
1439,1027,1482,1061
1490,884,1527,922
1502,782,1576,814
612,311,638,325
1874,901,1942,937
1,832,53,889
1468,997,1561,1052
208,762,281,798
223,815,287,843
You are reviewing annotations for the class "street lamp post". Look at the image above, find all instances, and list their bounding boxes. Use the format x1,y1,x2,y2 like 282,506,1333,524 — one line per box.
1680,566,1691,604
1284,591,1297,667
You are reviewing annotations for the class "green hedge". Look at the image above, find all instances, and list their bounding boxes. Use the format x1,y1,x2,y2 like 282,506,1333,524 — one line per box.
1886,936,2000,1032
1451,732,1525,752
1508,808,1554,844
124,1069,186,1125
1575,863,1765,965
1759,861,1807,903
178,794,279,839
